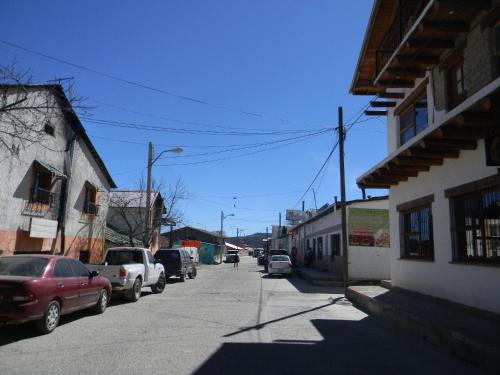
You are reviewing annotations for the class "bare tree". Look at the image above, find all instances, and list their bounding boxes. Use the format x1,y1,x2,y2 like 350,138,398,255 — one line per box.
0,59,88,155
107,177,189,248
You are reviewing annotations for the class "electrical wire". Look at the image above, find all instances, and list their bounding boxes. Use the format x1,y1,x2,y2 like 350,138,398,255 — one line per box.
0,39,315,127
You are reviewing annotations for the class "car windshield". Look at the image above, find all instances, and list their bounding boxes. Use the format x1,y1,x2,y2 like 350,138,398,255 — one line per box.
271,255,289,262
227,251,238,255
0,257,49,277
105,250,143,265
270,250,288,255
155,250,180,262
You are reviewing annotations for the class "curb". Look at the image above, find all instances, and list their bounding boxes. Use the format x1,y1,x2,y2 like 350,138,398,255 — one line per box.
295,269,344,287
346,287,500,372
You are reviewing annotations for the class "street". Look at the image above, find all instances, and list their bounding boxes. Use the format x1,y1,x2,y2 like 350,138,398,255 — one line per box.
0,256,480,375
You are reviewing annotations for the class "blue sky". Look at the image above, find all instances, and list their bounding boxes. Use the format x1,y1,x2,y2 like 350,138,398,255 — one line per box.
1,0,387,236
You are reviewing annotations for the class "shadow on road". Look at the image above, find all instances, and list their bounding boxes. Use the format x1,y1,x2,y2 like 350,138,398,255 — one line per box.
194,316,480,375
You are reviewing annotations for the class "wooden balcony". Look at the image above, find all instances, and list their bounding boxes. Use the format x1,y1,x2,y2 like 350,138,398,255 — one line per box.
357,81,500,189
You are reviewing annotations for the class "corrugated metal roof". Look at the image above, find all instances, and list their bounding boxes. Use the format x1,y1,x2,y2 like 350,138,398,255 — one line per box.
105,226,142,246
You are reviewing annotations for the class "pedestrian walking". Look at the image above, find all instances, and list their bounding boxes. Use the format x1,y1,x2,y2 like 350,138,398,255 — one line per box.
234,253,240,268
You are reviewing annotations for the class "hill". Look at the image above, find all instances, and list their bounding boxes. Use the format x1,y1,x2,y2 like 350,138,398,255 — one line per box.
227,232,269,248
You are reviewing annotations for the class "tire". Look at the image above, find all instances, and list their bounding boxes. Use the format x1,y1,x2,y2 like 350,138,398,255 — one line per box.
151,273,166,294
180,271,186,282
36,300,60,334
128,278,142,302
93,289,108,314
188,266,197,279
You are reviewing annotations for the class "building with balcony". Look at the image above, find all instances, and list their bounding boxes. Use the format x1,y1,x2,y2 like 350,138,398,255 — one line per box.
352,0,500,314
0,84,116,263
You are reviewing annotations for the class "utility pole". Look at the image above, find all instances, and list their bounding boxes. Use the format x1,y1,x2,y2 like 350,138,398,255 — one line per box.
145,142,153,248
220,210,224,264
338,106,349,296
236,228,239,249
265,226,269,251
312,188,318,210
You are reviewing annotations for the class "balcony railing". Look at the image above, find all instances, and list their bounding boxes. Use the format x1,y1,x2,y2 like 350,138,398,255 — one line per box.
375,0,431,77
22,187,59,219
84,201,100,216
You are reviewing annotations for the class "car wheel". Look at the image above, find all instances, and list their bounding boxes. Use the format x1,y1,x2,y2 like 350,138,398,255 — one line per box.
180,271,186,282
93,289,108,314
36,300,60,334
128,278,142,302
151,273,166,294
188,266,197,279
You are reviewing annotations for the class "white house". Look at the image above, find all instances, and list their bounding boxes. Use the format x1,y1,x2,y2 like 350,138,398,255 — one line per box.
0,84,116,263
290,196,391,281
352,0,500,314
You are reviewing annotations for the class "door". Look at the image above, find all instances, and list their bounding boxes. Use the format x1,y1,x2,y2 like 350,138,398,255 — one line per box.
145,251,157,284
52,259,81,313
68,259,100,307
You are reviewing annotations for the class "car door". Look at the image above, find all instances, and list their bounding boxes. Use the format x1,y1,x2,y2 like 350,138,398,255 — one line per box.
145,250,158,284
52,259,81,313
68,259,99,307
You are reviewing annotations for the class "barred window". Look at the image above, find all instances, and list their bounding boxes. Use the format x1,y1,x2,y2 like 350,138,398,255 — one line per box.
401,205,434,259
451,187,500,264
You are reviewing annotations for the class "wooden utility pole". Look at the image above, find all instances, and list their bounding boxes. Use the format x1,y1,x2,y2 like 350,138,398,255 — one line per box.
220,211,224,264
145,142,153,248
338,106,349,295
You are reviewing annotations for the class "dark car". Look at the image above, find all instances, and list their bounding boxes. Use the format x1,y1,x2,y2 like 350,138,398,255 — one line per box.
154,248,197,282
0,255,112,334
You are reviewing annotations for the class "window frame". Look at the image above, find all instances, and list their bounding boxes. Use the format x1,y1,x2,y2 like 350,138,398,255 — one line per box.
330,234,341,262
83,182,99,216
446,52,466,109
397,195,435,261
398,92,429,146
30,163,53,206
447,178,500,265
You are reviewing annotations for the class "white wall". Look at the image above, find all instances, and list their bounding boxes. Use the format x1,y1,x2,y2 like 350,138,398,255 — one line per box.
390,141,500,314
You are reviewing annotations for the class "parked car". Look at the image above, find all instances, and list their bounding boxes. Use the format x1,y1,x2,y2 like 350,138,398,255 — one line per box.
87,247,165,301
0,255,111,334
264,249,288,271
154,248,196,282
225,250,239,263
267,255,293,276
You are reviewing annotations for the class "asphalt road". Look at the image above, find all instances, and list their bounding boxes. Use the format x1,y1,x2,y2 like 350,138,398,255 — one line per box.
0,256,481,375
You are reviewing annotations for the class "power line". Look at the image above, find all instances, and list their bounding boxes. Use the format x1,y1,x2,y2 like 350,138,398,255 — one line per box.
293,140,339,208
191,190,303,199
81,115,326,137
0,39,315,127
91,98,323,133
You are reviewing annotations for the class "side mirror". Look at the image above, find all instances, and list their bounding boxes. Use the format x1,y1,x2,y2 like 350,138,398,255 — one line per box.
90,270,99,278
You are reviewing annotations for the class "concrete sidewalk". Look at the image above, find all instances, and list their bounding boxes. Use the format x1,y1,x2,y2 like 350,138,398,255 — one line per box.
347,284,500,373
294,267,344,287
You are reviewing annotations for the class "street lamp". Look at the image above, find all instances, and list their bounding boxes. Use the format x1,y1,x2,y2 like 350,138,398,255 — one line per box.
145,142,183,248
219,211,234,264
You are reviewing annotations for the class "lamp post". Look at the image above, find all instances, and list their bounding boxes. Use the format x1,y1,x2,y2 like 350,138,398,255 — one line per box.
144,142,183,248
219,211,234,263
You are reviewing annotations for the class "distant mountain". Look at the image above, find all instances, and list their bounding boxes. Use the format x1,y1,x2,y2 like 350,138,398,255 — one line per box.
227,232,269,248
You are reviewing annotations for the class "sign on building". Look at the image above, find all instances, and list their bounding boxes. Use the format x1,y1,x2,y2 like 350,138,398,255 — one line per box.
348,208,390,247
30,218,58,239
286,209,303,223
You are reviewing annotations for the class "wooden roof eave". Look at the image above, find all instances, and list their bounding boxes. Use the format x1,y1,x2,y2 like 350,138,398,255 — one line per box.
357,76,500,189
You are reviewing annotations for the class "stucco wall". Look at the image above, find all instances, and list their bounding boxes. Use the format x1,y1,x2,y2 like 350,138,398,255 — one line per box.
389,142,500,314
0,88,111,261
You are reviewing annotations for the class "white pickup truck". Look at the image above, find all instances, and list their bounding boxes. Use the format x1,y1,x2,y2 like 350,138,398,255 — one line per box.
87,247,166,302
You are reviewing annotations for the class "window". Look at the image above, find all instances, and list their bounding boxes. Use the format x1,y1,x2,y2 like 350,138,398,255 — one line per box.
83,182,98,215
147,251,155,263
399,93,428,145
105,250,143,265
31,166,52,205
53,259,74,278
44,123,55,137
68,259,90,277
401,205,434,259
451,187,500,264
317,237,323,260
0,257,49,277
446,53,466,109
331,234,341,261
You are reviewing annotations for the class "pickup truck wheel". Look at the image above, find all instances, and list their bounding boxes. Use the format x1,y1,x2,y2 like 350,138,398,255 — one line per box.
128,278,142,302
36,300,60,334
188,267,197,279
93,289,108,314
151,273,166,294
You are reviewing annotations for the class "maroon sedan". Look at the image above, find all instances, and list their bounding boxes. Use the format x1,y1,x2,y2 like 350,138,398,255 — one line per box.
0,255,111,334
